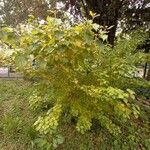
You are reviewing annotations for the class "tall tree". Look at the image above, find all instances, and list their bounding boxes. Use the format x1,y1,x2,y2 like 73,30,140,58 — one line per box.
82,0,125,45
67,0,150,45
0,0,51,26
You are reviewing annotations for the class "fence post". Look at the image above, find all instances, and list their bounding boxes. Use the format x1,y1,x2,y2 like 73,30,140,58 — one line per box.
8,66,10,78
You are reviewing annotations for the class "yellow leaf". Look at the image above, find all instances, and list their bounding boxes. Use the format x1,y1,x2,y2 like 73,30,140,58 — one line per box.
89,11,96,17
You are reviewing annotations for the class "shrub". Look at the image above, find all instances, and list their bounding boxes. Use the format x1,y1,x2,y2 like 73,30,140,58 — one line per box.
1,17,149,137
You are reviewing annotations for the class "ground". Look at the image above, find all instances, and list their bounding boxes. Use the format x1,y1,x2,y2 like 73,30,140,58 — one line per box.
0,80,150,150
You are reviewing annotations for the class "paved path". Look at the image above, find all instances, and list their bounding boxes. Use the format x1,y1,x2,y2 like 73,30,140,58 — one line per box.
0,67,23,79
0,67,9,77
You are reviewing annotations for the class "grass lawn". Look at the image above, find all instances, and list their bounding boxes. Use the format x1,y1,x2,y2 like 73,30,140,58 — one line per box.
0,80,150,150
0,79,35,150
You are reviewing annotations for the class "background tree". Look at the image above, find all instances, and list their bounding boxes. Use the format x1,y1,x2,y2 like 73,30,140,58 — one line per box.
0,0,63,27
68,0,150,45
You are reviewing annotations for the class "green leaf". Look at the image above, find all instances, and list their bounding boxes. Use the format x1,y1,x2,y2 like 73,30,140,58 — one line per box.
54,30,64,39
15,54,28,68
34,138,48,147
56,135,64,145
84,31,93,45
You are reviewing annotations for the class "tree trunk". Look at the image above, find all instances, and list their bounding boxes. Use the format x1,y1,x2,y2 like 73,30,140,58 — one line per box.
84,0,123,45
143,41,150,80
143,62,147,78
146,64,150,81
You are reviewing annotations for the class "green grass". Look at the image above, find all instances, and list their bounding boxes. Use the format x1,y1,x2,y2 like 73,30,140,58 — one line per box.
0,79,36,150
0,80,150,150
